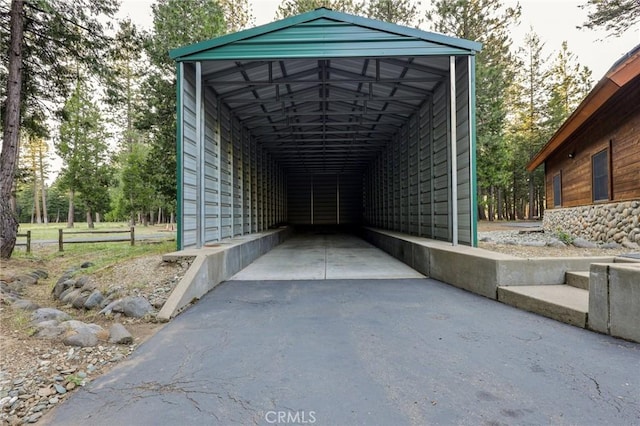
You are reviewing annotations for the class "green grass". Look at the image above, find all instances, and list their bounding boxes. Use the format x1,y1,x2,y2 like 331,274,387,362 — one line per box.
11,239,177,274
16,222,176,240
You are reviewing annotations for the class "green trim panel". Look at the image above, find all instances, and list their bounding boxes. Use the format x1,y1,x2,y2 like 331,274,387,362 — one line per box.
176,62,183,250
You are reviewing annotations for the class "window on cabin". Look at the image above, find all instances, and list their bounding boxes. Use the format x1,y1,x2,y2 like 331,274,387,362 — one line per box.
553,173,562,207
592,149,609,202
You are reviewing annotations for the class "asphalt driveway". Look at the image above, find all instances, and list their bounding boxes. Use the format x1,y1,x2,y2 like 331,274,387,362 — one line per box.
44,278,639,425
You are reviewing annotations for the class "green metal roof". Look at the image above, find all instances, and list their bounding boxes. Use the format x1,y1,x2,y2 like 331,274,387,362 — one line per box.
170,8,481,61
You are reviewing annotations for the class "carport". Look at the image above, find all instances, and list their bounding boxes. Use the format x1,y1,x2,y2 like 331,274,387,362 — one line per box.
170,7,481,250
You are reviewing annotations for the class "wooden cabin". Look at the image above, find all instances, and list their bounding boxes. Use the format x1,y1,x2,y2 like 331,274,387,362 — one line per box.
527,44,640,210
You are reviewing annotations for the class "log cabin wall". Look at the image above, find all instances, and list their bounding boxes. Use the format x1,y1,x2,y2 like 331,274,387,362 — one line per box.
545,75,640,209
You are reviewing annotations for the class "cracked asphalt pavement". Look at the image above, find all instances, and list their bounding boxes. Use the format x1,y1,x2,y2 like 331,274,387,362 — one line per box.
43,278,640,425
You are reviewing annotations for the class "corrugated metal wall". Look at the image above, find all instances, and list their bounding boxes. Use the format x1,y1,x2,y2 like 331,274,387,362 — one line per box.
179,63,287,249
362,56,473,245
180,57,474,248
287,174,362,225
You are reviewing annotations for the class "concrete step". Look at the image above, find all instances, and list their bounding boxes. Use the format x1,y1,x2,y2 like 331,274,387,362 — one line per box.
497,285,588,328
565,271,590,290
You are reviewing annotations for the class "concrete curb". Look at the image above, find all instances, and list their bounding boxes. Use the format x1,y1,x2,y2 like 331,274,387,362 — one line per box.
158,227,292,320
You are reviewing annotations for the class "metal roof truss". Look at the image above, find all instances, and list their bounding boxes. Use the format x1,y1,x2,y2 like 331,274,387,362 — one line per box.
199,56,447,173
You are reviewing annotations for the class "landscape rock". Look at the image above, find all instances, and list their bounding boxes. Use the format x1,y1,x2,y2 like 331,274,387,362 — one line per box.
71,293,89,309
31,308,71,324
99,299,122,315
32,325,66,340
573,238,597,248
74,276,91,288
120,296,153,318
12,299,40,311
62,330,99,347
15,275,38,285
52,279,75,299
602,242,621,249
61,289,82,305
546,239,566,248
80,262,94,269
621,241,640,250
108,323,133,345
83,290,104,310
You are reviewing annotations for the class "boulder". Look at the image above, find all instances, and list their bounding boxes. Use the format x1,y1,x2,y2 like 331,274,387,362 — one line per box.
31,308,71,324
573,238,597,248
12,299,40,311
108,323,133,345
61,321,108,347
121,296,153,318
71,293,88,309
83,290,104,310
61,289,82,304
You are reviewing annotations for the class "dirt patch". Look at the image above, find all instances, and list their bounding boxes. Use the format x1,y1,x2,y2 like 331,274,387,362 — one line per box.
0,250,192,424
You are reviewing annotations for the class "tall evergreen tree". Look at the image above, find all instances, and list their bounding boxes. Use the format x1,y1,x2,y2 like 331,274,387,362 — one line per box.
509,30,551,219
19,132,49,223
219,0,254,32
365,0,422,26
105,19,145,152
426,0,521,220
56,79,112,229
275,0,364,18
580,0,640,37
139,0,227,223
0,0,118,258
546,41,593,134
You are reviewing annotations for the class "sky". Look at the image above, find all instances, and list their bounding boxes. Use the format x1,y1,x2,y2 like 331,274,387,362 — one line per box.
118,0,640,82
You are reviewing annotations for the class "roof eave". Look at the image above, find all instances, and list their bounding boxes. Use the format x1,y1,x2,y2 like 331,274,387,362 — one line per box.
526,44,640,172
170,7,482,62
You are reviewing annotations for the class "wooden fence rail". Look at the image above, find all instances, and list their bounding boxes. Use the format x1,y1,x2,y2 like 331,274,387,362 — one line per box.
58,227,135,252
16,231,31,253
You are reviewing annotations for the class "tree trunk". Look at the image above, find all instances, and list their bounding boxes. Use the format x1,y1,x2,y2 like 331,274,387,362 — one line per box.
86,209,94,229
170,212,175,225
96,212,101,223
527,173,534,220
67,190,75,228
0,0,24,259
488,186,495,221
497,188,503,220
39,142,48,224
33,174,41,224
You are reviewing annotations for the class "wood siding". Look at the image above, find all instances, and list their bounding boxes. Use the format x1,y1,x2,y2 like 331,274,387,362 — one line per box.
545,76,640,208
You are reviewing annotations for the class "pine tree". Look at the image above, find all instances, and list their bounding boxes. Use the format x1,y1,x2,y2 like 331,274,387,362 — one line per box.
546,41,593,134
366,0,422,26
275,0,364,18
0,0,117,258
509,30,551,219
219,0,254,32
580,0,640,37
139,0,227,223
426,0,521,220
56,79,111,229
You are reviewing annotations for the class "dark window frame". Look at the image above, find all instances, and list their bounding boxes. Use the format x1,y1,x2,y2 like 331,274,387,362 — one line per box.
592,148,610,203
553,172,562,208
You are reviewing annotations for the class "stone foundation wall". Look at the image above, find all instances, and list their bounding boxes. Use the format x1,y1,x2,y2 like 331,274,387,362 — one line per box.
543,200,640,244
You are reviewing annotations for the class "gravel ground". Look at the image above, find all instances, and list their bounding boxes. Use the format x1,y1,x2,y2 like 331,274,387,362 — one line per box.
478,223,639,258
0,254,191,425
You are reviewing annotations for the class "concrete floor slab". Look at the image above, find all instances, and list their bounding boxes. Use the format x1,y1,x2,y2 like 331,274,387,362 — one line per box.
230,233,424,280
43,278,640,425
